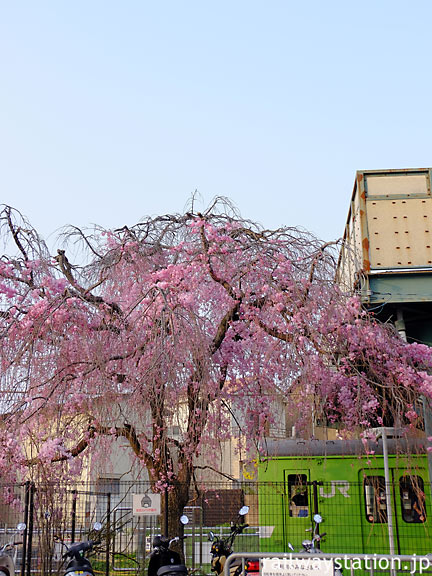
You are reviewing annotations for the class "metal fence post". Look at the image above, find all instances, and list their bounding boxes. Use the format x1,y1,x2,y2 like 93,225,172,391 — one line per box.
164,486,169,538
71,489,77,543
20,482,30,576
106,493,111,576
309,480,323,548
26,483,35,576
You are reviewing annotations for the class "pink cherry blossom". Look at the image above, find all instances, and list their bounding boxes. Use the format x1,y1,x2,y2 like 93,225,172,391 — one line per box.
0,202,431,537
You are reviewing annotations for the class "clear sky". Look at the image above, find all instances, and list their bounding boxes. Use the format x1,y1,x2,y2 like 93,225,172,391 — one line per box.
1,1,431,247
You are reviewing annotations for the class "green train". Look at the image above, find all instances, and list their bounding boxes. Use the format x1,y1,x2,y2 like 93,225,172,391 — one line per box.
257,437,432,556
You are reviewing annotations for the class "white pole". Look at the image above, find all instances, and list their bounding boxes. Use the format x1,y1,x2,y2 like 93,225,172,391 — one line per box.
381,427,395,558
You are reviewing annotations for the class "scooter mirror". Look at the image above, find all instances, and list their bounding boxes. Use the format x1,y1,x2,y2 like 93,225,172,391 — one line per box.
93,522,103,531
180,515,189,525
239,506,249,516
313,514,323,524
16,523,26,532
208,531,215,542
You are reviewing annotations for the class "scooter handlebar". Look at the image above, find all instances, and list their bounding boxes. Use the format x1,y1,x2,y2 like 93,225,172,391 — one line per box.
168,536,188,545
231,523,249,534
64,539,100,559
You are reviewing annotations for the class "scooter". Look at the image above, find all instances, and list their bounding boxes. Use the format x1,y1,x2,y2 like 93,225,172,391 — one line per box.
288,514,342,576
59,522,102,576
0,523,26,576
208,506,258,576
147,515,189,576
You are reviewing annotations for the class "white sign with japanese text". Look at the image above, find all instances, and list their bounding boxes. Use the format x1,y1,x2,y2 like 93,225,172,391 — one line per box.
132,493,161,515
261,557,334,576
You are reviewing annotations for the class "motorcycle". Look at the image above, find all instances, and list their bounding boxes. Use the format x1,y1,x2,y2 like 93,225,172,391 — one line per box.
147,515,189,576
208,505,258,576
288,514,342,576
58,521,103,576
0,522,26,576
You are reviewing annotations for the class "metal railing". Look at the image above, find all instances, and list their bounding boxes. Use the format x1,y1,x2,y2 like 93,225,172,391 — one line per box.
225,552,432,576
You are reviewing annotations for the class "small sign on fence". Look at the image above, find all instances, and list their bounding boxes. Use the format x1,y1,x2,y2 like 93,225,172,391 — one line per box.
262,557,334,576
132,493,161,515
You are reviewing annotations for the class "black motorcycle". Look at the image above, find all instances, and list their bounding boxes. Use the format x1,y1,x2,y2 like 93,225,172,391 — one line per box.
208,506,258,576
148,515,189,576
60,522,102,576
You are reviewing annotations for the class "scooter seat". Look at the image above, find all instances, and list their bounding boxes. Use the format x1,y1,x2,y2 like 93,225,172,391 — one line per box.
157,565,188,576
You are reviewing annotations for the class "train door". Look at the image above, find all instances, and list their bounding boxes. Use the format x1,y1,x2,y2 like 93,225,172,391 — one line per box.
360,469,396,554
282,470,311,550
391,468,431,555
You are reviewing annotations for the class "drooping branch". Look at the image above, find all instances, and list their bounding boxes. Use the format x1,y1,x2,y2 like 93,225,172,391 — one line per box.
24,422,155,469
193,465,235,481
211,302,240,354
255,319,294,343
302,240,339,303
54,249,123,317
24,426,97,466
5,206,31,264
199,219,238,301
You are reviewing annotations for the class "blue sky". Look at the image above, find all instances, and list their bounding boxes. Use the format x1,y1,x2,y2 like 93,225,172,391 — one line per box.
1,1,431,246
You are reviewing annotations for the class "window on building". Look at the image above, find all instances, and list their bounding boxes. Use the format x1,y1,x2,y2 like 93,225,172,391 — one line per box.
364,476,387,523
95,476,121,518
400,476,426,523
287,474,309,518
96,477,120,495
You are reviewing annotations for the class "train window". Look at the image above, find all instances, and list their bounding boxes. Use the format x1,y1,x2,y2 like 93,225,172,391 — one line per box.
400,476,426,523
364,476,387,523
287,474,309,518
